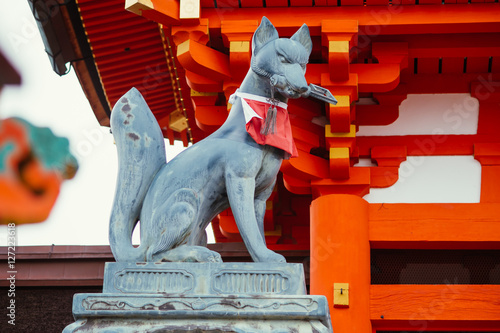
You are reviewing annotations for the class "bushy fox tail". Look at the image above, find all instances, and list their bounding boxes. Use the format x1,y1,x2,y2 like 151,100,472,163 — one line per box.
109,88,166,262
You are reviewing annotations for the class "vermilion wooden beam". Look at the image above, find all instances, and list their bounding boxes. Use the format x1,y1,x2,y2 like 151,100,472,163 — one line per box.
369,203,500,249
307,63,401,95
291,125,320,152
350,64,400,93
282,173,312,195
214,0,239,8
185,70,222,92
480,166,500,203
126,0,180,26
289,114,323,137
218,214,242,241
218,200,278,243
314,64,400,94
356,105,400,126
288,98,324,121
321,20,358,48
404,33,500,58
357,86,408,126
308,64,403,95
371,146,407,167
357,134,500,158
369,166,399,188
265,0,289,6
392,0,416,4
311,169,370,197
475,143,500,165
475,143,500,203
201,5,500,36
371,285,500,330
177,39,232,82
280,149,330,182
317,72,358,102
367,146,407,188
402,73,500,95
194,106,227,133
372,42,408,71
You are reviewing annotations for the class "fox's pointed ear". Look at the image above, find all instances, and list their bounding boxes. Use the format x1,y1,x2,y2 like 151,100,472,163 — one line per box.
291,24,312,55
252,16,279,55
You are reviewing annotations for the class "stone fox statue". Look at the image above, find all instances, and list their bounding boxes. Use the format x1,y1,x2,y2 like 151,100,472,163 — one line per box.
110,17,313,263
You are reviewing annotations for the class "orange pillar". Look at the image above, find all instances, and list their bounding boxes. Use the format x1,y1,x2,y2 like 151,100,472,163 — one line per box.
310,194,371,333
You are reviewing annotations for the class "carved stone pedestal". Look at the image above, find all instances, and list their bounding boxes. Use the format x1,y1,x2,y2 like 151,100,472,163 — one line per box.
63,262,332,332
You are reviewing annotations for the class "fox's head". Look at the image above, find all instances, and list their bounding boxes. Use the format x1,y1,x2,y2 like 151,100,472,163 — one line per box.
251,17,312,100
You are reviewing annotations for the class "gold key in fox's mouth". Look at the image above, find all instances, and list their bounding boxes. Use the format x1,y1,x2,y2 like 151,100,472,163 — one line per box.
306,83,338,105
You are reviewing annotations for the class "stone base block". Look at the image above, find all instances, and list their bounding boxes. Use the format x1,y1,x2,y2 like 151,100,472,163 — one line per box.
103,262,307,296
66,318,329,333
63,262,333,333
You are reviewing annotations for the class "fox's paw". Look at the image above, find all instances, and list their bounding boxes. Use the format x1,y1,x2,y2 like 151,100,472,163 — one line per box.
159,245,222,263
255,249,286,263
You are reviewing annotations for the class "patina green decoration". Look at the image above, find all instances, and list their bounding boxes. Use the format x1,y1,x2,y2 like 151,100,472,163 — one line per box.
15,117,77,177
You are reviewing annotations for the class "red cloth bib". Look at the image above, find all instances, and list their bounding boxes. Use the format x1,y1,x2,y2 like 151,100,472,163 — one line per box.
240,97,298,159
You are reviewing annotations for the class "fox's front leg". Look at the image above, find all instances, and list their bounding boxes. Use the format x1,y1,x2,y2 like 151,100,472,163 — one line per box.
226,170,285,263
254,197,267,244
254,180,277,244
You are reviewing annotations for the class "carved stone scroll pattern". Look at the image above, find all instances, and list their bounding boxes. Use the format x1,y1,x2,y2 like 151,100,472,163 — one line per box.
213,271,289,294
82,296,319,313
114,269,194,294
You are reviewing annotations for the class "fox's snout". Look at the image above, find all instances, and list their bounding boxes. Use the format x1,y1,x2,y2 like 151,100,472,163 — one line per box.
270,63,309,97
283,64,309,96
296,85,309,93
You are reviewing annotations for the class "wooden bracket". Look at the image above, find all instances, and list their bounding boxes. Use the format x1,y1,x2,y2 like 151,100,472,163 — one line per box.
328,95,351,133
321,20,358,82
171,18,209,46
221,20,259,82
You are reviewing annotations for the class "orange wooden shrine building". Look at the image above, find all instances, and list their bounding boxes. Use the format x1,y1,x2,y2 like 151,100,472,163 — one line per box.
4,0,500,332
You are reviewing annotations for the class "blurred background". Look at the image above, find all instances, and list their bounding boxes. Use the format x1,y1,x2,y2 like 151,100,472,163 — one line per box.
0,2,185,246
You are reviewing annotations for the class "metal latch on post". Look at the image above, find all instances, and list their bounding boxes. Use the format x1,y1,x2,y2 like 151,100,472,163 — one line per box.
333,283,349,308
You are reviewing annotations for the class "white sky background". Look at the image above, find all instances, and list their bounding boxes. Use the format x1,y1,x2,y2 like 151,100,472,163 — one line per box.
0,2,187,246
0,3,482,247
358,93,481,203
